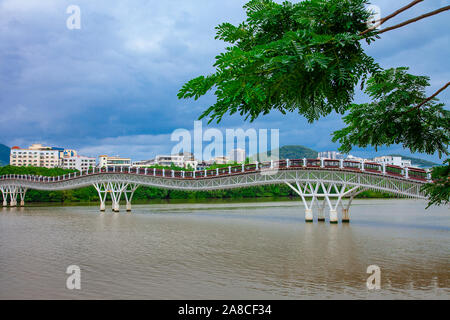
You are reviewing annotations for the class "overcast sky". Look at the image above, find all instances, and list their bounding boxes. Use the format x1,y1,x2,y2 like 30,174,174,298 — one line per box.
0,0,448,162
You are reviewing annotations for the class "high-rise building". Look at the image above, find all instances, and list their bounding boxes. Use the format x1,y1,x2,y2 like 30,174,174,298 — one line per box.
154,155,185,167
61,155,96,171
228,149,246,163
10,144,96,170
98,155,132,168
132,159,157,167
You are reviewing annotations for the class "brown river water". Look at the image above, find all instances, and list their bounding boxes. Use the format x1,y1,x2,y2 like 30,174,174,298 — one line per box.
0,199,448,299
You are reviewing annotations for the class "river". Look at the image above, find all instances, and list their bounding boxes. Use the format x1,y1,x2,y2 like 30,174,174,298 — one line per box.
0,199,448,299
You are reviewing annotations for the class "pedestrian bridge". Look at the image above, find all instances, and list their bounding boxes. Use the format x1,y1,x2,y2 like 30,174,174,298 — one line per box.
0,159,430,223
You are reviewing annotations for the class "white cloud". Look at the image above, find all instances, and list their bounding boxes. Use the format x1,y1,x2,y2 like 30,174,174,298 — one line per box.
0,0,446,164
78,133,173,160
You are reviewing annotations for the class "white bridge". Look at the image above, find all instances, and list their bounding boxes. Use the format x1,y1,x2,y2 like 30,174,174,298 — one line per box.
0,159,430,223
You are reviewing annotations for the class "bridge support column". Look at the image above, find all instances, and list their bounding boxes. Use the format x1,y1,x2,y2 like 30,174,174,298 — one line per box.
110,182,128,212
9,186,18,207
1,187,7,207
112,202,120,212
285,181,367,225
342,209,350,223
305,209,313,223
320,182,361,224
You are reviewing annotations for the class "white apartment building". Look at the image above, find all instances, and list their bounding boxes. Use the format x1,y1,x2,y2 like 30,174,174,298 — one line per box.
10,144,61,168
155,155,184,167
179,152,198,170
229,148,246,163
184,160,198,170
62,155,96,171
133,152,198,170
211,156,229,165
346,155,370,162
373,156,412,168
99,155,132,168
132,159,157,167
318,151,346,160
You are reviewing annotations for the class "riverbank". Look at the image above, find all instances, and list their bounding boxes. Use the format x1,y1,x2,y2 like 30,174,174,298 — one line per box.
1,165,397,204
13,194,407,208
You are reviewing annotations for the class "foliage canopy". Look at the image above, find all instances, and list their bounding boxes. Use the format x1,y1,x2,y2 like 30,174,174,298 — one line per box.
178,0,449,206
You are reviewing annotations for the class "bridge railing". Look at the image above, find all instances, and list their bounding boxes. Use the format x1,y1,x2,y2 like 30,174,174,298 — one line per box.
0,158,431,183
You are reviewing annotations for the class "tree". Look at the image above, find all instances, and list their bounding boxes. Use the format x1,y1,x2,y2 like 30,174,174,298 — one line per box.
178,0,449,206
332,68,449,157
179,0,379,123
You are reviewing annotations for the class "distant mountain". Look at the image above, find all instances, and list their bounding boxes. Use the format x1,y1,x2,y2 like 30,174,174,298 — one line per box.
0,144,9,166
389,154,440,168
254,145,318,161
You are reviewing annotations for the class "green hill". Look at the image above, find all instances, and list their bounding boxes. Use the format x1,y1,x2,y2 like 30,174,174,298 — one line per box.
254,145,318,161
389,154,440,168
0,144,9,166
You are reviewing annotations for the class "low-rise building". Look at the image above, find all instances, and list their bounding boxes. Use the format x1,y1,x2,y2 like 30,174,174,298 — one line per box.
62,149,78,158
196,161,210,170
183,160,198,170
229,149,246,163
373,156,412,168
10,144,61,168
318,151,346,160
99,155,132,168
62,155,96,171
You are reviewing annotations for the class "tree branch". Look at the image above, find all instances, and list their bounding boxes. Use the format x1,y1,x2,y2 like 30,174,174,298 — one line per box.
403,81,450,114
377,5,450,35
360,0,424,36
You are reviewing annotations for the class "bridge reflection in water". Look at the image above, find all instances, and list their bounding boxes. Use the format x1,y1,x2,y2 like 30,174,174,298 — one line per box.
0,158,430,224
